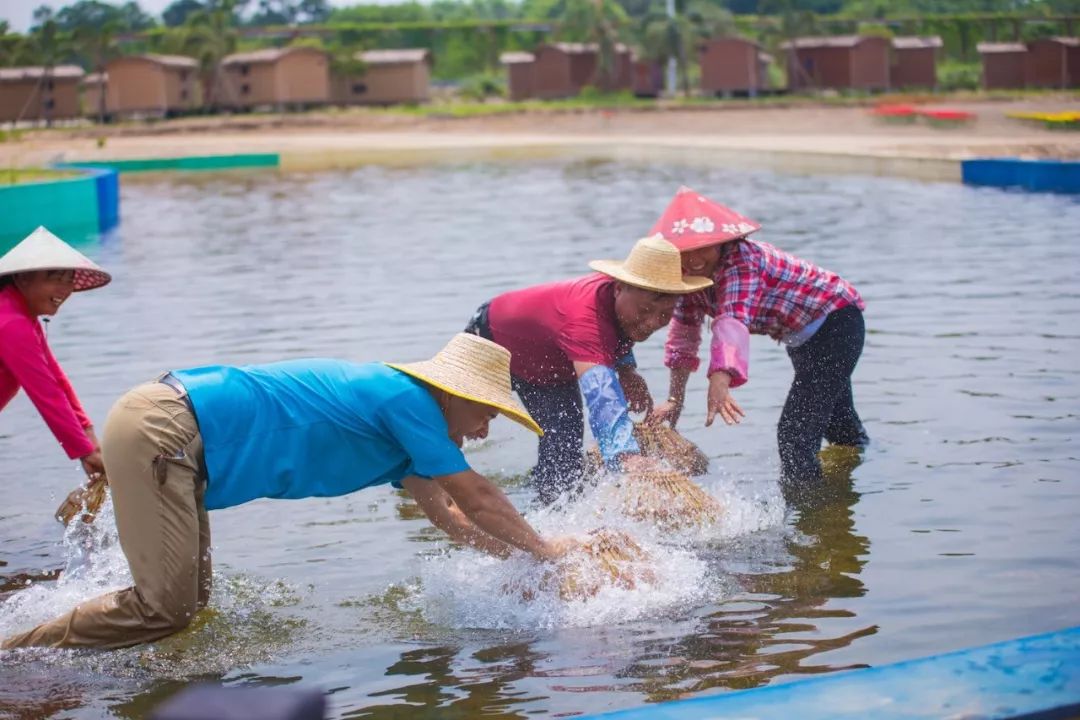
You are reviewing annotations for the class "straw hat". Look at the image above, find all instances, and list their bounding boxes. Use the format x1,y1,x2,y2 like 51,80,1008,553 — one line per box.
386,333,542,436
589,235,712,294
0,226,110,291
648,186,761,252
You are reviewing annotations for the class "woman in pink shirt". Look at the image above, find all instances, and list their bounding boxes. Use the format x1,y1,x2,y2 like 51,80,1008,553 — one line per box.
0,226,111,481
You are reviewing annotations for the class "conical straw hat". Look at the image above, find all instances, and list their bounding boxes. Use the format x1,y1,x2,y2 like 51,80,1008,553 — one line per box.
0,226,110,291
589,235,712,294
386,333,542,436
648,186,762,252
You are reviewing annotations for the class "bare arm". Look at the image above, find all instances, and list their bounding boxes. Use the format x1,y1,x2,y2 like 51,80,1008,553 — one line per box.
401,475,516,559
420,469,558,561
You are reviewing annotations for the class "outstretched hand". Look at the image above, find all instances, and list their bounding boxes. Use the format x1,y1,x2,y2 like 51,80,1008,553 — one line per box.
648,400,682,428
80,450,107,484
618,368,654,416
706,372,745,427
544,535,583,560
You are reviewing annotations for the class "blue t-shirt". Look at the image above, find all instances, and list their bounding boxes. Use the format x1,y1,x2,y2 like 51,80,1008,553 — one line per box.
172,360,470,510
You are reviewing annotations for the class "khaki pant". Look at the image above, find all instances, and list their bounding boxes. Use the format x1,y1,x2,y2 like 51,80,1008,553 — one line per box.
2,382,211,650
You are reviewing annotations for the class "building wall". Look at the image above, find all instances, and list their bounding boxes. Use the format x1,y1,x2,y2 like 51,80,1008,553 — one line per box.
632,60,662,97
219,61,276,107
1024,40,1077,88
790,47,850,90
163,66,198,110
105,58,167,114
850,37,890,90
334,62,429,104
700,38,762,93
82,81,105,118
275,49,330,104
982,52,1026,89
531,48,573,99
891,46,937,88
0,78,80,122
506,63,534,101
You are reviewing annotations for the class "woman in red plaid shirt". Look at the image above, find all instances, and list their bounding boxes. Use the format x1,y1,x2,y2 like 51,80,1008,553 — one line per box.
648,187,867,498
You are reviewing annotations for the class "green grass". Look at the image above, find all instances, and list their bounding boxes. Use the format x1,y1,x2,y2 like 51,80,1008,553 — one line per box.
0,168,78,186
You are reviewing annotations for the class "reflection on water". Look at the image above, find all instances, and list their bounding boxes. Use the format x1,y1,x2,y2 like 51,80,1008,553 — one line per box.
1,161,1079,718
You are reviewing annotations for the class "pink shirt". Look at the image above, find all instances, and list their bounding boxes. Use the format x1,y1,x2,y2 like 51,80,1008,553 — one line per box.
0,285,95,459
488,274,634,386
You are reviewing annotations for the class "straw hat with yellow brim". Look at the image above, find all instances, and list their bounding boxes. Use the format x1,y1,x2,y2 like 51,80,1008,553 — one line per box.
588,235,712,294
0,226,111,291
386,333,542,436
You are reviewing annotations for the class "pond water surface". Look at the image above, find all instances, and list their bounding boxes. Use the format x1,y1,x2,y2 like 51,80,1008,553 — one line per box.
1,160,1079,719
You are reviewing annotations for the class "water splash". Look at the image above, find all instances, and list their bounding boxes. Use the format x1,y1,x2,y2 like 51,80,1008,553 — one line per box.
0,492,307,678
410,472,786,631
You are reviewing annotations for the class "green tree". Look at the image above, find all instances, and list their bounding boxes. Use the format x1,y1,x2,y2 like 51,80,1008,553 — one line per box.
0,21,34,66
73,19,120,122
758,0,818,90
43,0,156,33
182,0,240,109
639,0,735,95
559,0,630,89
164,0,205,27
25,18,72,125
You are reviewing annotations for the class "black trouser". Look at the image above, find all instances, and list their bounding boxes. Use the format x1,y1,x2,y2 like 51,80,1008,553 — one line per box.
778,305,868,499
465,302,585,505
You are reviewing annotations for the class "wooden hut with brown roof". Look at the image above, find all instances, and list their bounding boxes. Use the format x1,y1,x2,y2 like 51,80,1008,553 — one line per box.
528,42,633,99
81,72,106,118
632,60,663,98
699,36,771,96
890,36,941,89
977,42,1027,89
333,48,432,105
103,54,198,117
1024,37,1080,89
781,35,890,92
218,46,329,110
0,65,84,124
500,51,536,101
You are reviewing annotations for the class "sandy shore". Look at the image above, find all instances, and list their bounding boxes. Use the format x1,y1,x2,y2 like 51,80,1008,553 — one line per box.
3,97,1078,181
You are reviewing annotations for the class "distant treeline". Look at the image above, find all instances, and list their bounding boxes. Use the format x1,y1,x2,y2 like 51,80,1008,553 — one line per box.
1,0,1078,87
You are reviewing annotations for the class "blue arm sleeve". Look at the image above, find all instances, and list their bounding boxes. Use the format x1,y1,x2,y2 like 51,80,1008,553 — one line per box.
578,365,641,468
614,349,637,369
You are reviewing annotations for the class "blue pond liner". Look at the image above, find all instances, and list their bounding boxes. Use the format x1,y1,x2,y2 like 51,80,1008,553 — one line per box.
962,158,1080,194
580,625,1080,720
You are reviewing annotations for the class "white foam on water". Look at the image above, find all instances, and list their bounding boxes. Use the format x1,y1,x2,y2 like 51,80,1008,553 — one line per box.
0,494,132,640
0,492,307,677
411,472,787,631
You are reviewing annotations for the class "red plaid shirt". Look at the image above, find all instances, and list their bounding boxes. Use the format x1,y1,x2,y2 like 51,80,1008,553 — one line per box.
666,240,864,377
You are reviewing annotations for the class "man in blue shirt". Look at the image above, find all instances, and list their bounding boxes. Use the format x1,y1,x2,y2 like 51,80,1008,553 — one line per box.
3,334,571,650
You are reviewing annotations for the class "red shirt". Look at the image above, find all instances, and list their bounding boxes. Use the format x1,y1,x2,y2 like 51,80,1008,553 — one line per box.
0,285,95,459
488,274,633,386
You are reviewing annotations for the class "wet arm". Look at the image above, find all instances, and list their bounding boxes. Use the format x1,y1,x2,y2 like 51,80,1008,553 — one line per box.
401,476,515,559
427,469,557,561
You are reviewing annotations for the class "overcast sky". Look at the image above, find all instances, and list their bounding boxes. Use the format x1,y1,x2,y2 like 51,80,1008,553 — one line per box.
2,0,371,33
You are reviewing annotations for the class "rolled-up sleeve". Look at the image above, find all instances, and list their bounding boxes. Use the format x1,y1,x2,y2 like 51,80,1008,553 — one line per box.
0,318,95,459
709,247,764,387
664,296,705,371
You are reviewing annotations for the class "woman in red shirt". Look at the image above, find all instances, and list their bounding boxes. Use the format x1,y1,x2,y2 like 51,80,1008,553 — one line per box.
0,226,111,481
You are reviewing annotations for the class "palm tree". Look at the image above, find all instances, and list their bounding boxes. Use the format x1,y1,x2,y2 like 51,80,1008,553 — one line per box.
73,20,120,124
182,0,240,110
638,0,734,96
758,0,818,91
26,18,72,126
560,0,629,91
